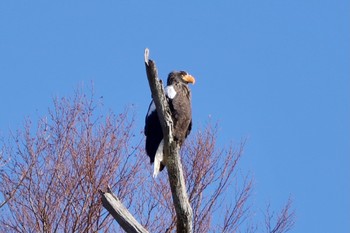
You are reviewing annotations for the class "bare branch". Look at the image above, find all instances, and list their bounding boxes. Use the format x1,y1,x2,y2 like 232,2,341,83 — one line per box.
99,187,149,233
265,197,295,233
0,159,33,209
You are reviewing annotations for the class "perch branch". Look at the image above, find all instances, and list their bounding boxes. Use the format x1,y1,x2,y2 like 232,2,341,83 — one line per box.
144,48,193,233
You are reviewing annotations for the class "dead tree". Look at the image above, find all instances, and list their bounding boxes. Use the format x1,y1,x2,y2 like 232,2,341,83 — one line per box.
0,50,294,232
100,48,193,233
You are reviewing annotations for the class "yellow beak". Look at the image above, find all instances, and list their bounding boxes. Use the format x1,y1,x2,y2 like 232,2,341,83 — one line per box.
182,74,195,84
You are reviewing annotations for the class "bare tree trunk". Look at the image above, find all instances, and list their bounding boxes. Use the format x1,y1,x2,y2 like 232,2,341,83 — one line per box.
144,48,193,233
99,187,149,233
100,48,193,233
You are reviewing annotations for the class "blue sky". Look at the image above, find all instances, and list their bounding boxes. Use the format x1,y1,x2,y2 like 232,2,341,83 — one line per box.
0,1,349,232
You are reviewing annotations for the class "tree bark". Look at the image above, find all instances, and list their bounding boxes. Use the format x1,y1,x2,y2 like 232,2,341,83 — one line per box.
99,187,149,233
144,48,193,233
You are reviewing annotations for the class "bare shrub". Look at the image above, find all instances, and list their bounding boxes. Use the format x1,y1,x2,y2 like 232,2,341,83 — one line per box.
0,90,294,233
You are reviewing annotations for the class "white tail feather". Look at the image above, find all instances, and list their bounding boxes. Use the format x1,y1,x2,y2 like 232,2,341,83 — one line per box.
153,139,164,178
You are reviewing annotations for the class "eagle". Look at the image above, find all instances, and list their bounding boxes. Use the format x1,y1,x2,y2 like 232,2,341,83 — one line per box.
145,71,195,178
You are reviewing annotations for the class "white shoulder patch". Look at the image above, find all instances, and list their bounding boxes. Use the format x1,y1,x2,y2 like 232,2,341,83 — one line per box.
165,85,177,99
147,101,156,117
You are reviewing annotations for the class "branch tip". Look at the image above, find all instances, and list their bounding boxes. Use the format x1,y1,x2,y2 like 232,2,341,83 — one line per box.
144,48,150,65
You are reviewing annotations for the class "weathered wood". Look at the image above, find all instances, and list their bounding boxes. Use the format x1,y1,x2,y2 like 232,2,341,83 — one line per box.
144,48,193,233
99,187,149,233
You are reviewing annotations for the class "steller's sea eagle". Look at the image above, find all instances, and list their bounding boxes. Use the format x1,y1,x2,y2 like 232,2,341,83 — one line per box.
145,71,195,178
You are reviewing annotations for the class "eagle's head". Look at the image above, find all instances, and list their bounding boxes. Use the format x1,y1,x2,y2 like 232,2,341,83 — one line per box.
167,71,195,86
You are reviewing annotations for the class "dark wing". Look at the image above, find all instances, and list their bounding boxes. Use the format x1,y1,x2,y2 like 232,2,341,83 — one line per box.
144,101,155,136
144,101,163,163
